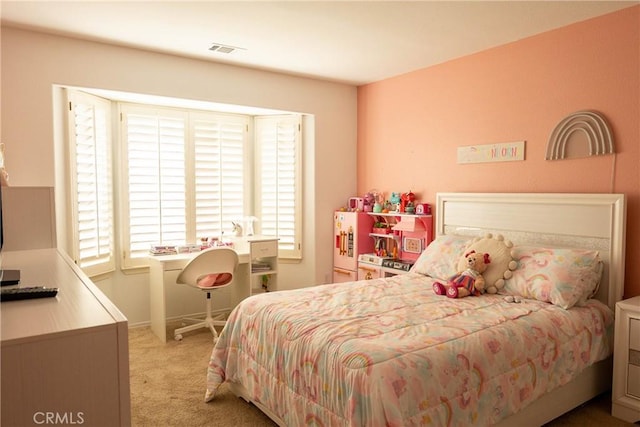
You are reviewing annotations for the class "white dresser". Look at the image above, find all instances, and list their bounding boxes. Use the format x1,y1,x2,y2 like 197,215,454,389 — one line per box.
612,296,640,423
1,249,131,426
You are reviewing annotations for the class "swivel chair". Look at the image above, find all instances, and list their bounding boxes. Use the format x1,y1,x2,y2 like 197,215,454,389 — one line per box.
173,247,239,342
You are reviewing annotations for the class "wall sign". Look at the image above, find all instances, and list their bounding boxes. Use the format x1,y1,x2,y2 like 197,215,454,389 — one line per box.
457,141,525,164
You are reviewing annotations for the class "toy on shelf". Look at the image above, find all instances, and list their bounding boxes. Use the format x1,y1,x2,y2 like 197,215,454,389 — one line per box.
232,222,243,237
348,197,364,211
405,202,415,214
389,192,401,212
372,222,390,234
400,190,416,213
363,192,375,212
370,189,385,213
415,203,431,215
373,237,397,258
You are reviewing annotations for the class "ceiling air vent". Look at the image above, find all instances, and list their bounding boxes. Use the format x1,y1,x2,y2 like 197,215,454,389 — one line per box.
209,43,243,54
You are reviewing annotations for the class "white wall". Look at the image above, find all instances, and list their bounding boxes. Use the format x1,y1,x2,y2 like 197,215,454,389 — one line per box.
1,27,358,324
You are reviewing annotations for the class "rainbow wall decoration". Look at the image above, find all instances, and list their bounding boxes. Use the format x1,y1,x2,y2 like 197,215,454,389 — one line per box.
546,110,615,160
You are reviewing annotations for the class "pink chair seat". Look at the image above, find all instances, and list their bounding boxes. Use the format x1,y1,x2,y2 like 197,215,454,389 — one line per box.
197,272,233,288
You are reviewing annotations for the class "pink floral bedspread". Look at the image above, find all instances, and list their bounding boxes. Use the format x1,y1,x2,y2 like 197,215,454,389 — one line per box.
205,273,613,426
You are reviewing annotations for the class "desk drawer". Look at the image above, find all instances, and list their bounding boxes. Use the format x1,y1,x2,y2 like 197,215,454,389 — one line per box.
251,240,278,258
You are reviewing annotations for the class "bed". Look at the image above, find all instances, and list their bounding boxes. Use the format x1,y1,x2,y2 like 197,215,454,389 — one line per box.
205,192,627,426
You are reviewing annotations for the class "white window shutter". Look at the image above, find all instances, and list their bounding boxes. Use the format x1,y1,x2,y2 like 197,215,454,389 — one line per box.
255,115,302,259
67,91,115,276
121,106,187,267
69,95,302,272
191,113,248,241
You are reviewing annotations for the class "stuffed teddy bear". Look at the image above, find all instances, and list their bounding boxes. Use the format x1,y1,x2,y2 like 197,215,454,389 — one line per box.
460,234,518,294
433,250,491,298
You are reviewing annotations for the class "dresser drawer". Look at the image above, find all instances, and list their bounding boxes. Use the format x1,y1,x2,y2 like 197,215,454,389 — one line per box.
628,364,640,399
629,319,640,399
612,297,640,423
630,318,640,351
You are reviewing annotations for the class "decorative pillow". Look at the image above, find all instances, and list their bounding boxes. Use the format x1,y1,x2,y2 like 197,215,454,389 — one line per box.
503,246,603,309
458,234,518,294
410,234,471,280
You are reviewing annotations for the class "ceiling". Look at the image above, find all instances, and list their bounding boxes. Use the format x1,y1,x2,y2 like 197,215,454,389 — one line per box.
1,1,637,86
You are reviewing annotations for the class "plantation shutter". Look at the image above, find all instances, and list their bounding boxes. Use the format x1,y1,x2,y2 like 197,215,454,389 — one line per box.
121,105,187,267
67,91,115,277
191,113,247,241
66,90,305,275
255,115,302,259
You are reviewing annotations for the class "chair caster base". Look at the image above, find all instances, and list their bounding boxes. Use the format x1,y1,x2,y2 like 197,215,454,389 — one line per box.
174,334,183,341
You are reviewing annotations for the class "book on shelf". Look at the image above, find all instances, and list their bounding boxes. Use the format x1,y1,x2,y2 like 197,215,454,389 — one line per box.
251,261,271,272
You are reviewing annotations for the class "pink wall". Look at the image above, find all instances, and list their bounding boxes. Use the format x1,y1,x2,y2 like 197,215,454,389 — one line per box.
357,6,640,298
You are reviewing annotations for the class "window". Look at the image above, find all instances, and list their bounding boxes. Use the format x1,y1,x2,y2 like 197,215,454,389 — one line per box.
66,91,115,276
65,89,302,275
120,105,249,268
120,106,189,267
255,116,301,259
192,112,247,245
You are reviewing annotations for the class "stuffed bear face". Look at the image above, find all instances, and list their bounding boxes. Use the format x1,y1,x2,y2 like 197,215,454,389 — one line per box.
464,250,490,273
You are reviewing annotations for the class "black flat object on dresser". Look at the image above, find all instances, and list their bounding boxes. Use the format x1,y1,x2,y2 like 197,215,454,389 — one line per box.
1,269,21,286
1,286,58,301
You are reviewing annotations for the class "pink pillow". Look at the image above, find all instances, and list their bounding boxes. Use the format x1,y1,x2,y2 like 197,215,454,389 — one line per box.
504,247,602,309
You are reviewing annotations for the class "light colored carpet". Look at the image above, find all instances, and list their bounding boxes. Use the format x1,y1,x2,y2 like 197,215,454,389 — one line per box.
129,324,635,426
129,323,275,426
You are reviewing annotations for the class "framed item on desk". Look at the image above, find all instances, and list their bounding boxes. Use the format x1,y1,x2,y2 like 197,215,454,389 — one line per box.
402,237,423,254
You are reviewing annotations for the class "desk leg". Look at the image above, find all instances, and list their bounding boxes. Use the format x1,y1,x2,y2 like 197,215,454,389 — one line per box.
148,259,167,343
233,263,251,308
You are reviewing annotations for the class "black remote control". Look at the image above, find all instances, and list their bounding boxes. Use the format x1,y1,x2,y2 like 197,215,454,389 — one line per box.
1,286,58,301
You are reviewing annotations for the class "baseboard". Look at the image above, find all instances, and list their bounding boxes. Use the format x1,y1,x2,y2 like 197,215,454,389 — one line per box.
127,307,230,329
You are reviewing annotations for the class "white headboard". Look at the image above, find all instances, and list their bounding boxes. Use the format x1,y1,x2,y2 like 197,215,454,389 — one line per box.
436,193,626,310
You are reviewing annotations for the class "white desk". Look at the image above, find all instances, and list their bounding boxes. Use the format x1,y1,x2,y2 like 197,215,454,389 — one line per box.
147,237,278,343
1,249,131,426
